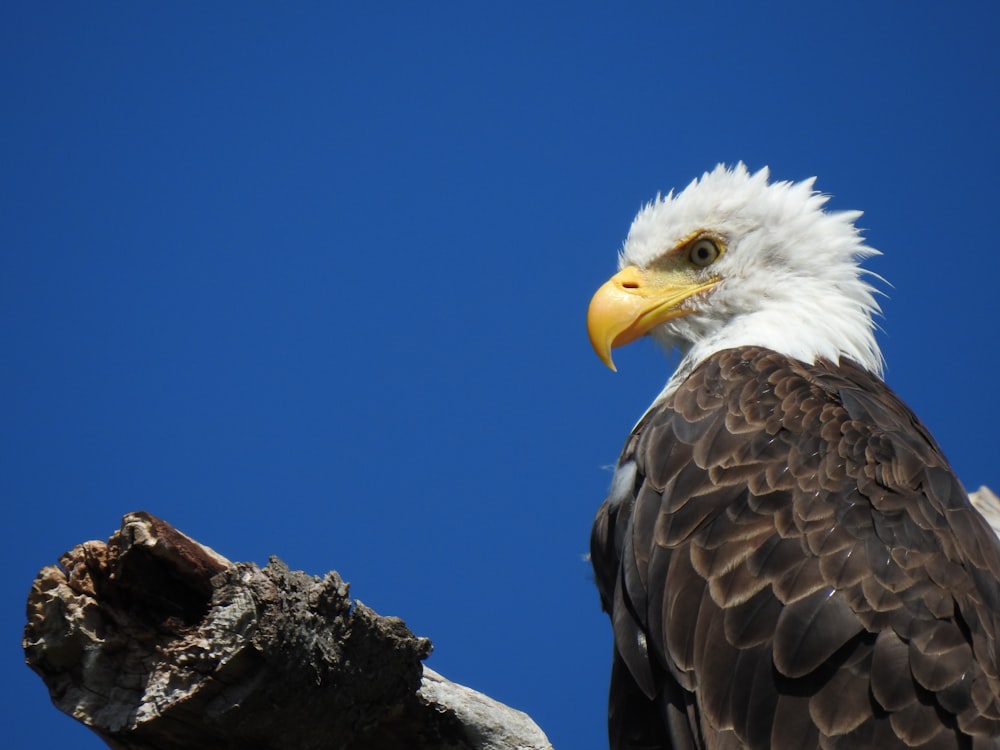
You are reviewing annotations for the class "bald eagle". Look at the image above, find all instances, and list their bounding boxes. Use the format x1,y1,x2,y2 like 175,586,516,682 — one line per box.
587,164,1000,749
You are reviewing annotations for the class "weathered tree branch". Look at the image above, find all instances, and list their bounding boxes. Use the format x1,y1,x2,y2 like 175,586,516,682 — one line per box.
23,512,552,750
970,485,1000,537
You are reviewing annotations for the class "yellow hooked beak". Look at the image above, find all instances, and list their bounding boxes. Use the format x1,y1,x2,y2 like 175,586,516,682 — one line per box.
587,265,720,371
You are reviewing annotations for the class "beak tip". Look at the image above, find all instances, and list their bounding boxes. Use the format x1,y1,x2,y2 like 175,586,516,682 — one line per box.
587,331,618,372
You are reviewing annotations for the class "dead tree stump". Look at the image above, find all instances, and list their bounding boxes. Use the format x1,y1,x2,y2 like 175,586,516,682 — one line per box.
24,511,552,750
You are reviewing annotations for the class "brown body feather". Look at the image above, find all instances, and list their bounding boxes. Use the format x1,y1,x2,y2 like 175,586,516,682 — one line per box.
591,346,1000,749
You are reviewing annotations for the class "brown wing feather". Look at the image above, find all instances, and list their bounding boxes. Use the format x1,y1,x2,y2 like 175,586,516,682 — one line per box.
591,346,1000,749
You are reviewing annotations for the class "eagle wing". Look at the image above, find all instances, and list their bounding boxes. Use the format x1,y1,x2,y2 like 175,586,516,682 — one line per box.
591,346,1000,749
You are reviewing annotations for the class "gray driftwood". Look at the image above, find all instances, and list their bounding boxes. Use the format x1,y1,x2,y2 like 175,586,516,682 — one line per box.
23,512,553,750
970,485,1000,537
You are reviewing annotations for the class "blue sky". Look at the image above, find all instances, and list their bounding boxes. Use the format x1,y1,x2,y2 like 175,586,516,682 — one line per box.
4,3,999,748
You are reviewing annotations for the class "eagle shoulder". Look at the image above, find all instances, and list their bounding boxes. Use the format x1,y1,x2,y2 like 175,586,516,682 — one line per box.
591,346,1000,749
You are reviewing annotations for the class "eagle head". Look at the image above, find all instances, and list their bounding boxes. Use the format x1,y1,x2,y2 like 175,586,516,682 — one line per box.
587,164,884,382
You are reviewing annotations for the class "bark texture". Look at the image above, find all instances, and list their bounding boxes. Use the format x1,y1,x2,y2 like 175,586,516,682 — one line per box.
24,512,552,750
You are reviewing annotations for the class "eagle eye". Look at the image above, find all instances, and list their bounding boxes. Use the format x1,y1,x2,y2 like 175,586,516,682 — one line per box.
688,238,721,268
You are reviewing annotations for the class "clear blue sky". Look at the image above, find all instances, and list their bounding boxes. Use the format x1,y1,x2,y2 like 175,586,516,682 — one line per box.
4,3,999,748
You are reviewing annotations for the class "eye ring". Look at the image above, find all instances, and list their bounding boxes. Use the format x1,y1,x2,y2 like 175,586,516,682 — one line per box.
688,237,721,268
